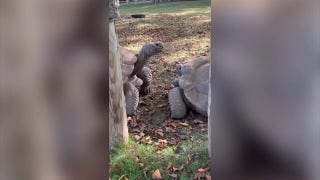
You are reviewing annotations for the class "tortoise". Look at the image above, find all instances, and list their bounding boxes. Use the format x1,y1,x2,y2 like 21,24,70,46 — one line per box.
120,42,164,115
168,56,210,119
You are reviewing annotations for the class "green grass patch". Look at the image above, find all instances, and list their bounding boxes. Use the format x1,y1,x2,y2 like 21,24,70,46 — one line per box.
119,0,210,17
109,132,209,179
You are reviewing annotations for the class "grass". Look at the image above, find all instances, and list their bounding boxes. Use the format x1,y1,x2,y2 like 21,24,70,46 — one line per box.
111,0,211,179
110,132,209,179
119,0,210,16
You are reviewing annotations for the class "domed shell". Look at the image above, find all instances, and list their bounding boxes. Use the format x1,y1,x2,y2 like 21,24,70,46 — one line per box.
178,56,210,116
120,46,138,78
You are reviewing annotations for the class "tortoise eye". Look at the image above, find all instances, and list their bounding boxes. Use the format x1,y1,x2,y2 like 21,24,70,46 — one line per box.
177,65,182,71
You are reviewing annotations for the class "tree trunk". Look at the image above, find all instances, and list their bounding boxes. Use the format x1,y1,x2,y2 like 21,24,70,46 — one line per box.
109,0,129,149
109,21,129,148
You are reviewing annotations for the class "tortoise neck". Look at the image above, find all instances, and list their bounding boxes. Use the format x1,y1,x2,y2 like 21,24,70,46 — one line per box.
137,47,154,64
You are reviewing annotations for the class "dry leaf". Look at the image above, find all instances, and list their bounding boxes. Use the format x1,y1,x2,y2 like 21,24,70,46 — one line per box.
165,126,176,133
134,135,142,141
179,122,189,126
172,167,178,172
143,165,151,178
156,131,164,137
152,169,162,179
156,143,167,150
115,164,122,170
177,164,184,171
166,162,172,170
198,168,206,173
118,175,128,180
168,173,178,178
186,155,192,164
193,119,204,124
142,136,153,144
134,156,140,162
158,139,168,144
172,164,184,172
169,122,178,128
200,128,206,132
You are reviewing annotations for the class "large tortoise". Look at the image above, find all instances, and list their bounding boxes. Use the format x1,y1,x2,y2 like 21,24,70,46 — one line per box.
168,56,210,119
120,42,163,115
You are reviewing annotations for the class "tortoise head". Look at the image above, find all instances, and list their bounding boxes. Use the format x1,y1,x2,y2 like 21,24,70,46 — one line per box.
176,64,183,76
141,42,164,56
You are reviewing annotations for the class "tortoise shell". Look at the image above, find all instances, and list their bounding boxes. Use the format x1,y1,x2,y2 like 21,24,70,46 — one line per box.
178,56,210,115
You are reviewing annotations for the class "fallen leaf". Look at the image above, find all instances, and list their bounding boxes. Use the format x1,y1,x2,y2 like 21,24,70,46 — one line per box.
179,122,189,126
168,173,178,178
166,162,172,170
169,122,178,128
115,164,122,170
128,116,138,127
158,139,168,144
156,153,164,161
193,119,204,124
156,131,164,137
143,171,148,178
134,135,142,141
152,169,162,179
172,164,184,172
186,155,192,164
200,128,206,132
177,164,184,171
143,165,151,178
165,126,176,133
134,156,140,162
198,168,206,173
118,175,129,180
172,167,178,172
142,136,153,144
156,143,167,150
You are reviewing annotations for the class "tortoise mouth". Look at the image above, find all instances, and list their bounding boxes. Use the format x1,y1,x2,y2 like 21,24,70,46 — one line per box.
156,48,163,53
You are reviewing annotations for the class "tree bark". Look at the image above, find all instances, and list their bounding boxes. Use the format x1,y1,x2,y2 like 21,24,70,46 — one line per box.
109,0,129,148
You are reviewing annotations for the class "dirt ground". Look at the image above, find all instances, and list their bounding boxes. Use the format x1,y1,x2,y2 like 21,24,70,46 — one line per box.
116,13,210,145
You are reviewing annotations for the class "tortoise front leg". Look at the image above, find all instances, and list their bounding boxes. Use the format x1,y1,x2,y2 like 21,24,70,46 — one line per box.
168,87,187,119
136,66,152,95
